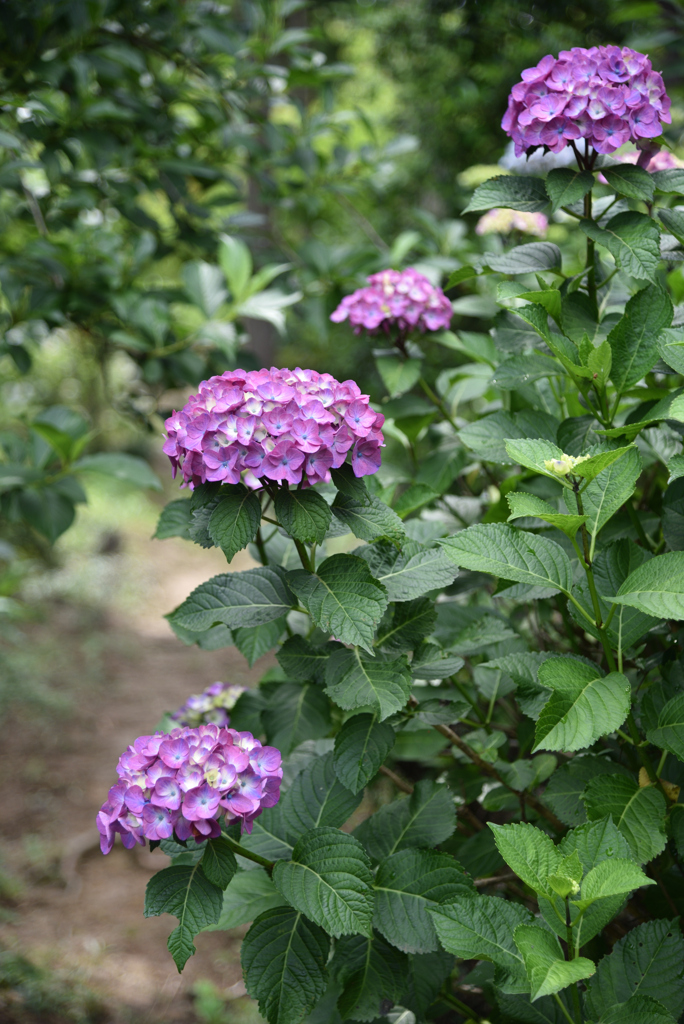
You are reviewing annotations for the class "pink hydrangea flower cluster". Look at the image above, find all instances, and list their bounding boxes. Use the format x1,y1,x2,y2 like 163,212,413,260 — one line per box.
330,268,453,336
171,682,245,728
97,724,282,853
503,46,671,158
163,368,384,488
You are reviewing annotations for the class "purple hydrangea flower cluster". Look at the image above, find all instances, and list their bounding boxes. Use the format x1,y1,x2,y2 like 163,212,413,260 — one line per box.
330,268,453,336
97,724,282,853
163,367,384,488
502,46,671,157
171,682,245,728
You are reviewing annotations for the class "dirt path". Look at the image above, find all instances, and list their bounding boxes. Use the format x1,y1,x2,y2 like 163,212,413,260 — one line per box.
0,527,269,1023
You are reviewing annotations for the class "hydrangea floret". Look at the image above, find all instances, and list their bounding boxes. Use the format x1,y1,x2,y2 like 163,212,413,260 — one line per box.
544,453,590,476
163,367,385,489
330,267,453,340
502,45,671,166
97,724,282,853
171,682,245,728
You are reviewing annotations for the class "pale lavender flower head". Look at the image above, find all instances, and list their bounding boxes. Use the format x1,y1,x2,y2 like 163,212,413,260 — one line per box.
503,46,671,160
171,682,245,728
330,268,453,338
97,723,283,853
163,367,384,489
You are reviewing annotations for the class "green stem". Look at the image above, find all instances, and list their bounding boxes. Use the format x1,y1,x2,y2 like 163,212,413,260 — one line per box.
657,749,668,776
255,527,269,567
419,377,459,431
440,989,481,1020
220,832,274,873
554,992,579,1024
449,675,487,724
584,190,597,309
293,538,314,573
626,500,654,550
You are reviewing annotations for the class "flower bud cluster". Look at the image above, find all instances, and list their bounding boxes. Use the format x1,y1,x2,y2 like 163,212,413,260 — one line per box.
171,682,245,728
544,453,590,477
503,46,671,157
163,367,385,488
330,268,453,336
97,724,282,853
476,209,548,237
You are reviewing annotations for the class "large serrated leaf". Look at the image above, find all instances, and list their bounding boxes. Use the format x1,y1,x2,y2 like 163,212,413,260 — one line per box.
357,539,458,601
241,906,330,1024
596,996,677,1024
602,164,655,202
275,634,335,682
645,693,684,760
608,285,672,393
533,657,631,753
507,492,587,540
205,868,286,931
373,849,474,954
565,446,641,539
514,923,594,1001
490,822,561,898
280,751,362,841
545,168,594,212
201,836,238,888
288,554,388,653
325,648,412,721
273,827,375,938
428,895,531,974
144,864,224,971
464,174,549,213
331,931,408,1022
440,523,572,596
580,212,661,282
583,774,667,863
262,681,331,755
274,488,331,545
208,485,262,561
574,858,653,907
331,491,405,544
169,566,294,631
606,551,684,619
486,241,562,275
154,498,192,540
333,714,396,794
376,597,437,652
354,779,456,862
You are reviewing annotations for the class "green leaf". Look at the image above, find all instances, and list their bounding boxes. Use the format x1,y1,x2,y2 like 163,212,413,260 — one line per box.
533,657,631,753
241,804,294,863
580,212,661,282
169,566,294,631
653,169,684,193
376,355,422,398
154,499,192,540
274,488,332,545
504,438,568,483
333,714,396,794
440,523,573,596
206,868,286,931
645,693,684,760
144,864,223,971
241,906,329,1024
373,849,474,954
602,164,655,202
272,827,374,938
659,207,684,246
332,932,408,1022
218,234,253,299
287,554,388,653
280,751,362,841
545,167,594,212
275,635,334,683
565,447,641,539
201,837,238,889
354,779,456,862
181,259,227,316
514,924,595,1001
331,491,405,545
507,492,587,540
357,540,458,601
547,849,583,898
428,895,531,974
464,174,549,213
233,618,284,667
596,996,677,1024
573,445,637,484
486,242,562,275
208,485,262,560
574,858,654,908
583,774,667,863
585,919,684,1021
325,649,412,721
490,822,561,898
403,951,455,1020
262,682,331,755
492,353,562,390
73,452,162,490
559,815,632,870
376,597,437,653
658,329,684,374
606,550,684,619
608,285,672,392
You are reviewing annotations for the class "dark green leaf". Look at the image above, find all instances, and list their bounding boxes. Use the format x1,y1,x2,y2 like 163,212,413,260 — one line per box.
464,174,549,213
154,499,192,540
280,751,362,841
275,635,335,683
208,485,262,561
168,566,294,632
583,774,667,863
332,932,408,1022
331,491,405,544
333,714,396,794
144,864,223,971
201,837,238,889
486,242,562,275
325,648,412,721
354,779,456,862
608,285,672,392
262,681,331,754
545,168,594,212
580,212,661,282
274,488,332,545
602,164,655,202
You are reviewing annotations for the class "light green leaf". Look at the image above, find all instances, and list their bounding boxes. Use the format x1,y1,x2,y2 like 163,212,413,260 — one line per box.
74,452,162,491
288,554,387,653
272,827,374,938
218,234,252,299
545,167,594,212
489,822,561,898
653,168,684,194
331,491,405,545
602,164,655,202
333,714,396,794
373,849,474,954
504,438,567,483
440,523,573,596
357,540,458,601
506,492,587,540
206,868,286,931
596,996,677,1024
464,174,549,213
274,488,331,545
208,485,262,561
181,260,228,316
325,648,412,721
376,355,422,398
486,242,562,275
169,566,293,632
144,864,223,971
428,895,531,973
547,849,583,898
580,211,661,282
332,932,408,1022
606,550,684,619
565,447,641,539
608,286,672,392
514,924,595,1000
241,906,329,1024
533,658,631,753
574,858,654,908
280,751,362,842
659,331,684,374
354,779,456,862
645,693,684,760
583,774,667,863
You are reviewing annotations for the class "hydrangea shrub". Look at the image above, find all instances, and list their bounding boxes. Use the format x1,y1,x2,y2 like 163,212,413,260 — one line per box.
101,47,684,1024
